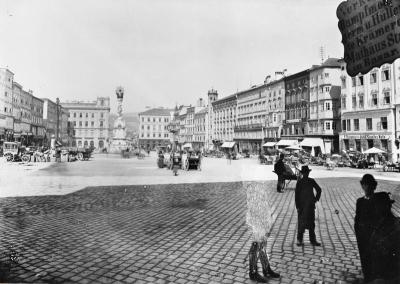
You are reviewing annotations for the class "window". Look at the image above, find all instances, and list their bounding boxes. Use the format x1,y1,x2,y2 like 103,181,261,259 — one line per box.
79,121,82,127
358,76,364,86
147,126,150,130
366,118,372,130
325,122,331,130
341,77,346,88
332,121,337,130
352,77,356,87
367,139,374,149
384,92,390,104
346,119,351,131
341,97,346,109
141,125,144,130
372,93,378,106
381,117,388,130
352,95,357,109
342,120,347,131
85,121,88,127
359,94,364,108
370,72,377,84
325,73,329,78
354,119,359,131
91,121,94,127
80,113,82,118
74,112,76,118
325,87,330,93
153,118,156,122
74,121,77,127
100,121,103,127
324,102,331,111
92,113,94,118
382,69,390,81
101,113,104,118
142,117,144,122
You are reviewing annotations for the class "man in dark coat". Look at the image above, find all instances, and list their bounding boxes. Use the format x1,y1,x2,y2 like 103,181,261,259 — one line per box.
355,174,378,282
369,192,400,282
295,165,322,246
274,153,285,193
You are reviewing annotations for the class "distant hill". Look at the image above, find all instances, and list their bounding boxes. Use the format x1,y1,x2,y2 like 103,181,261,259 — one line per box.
109,112,139,136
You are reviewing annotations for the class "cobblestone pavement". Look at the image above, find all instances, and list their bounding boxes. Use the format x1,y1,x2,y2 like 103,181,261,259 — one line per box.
0,178,399,283
1,154,400,197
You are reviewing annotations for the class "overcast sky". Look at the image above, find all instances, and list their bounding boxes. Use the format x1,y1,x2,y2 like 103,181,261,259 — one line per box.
0,0,344,113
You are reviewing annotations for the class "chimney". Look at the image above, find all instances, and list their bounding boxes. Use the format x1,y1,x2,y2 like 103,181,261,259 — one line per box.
274,69,287,80
264,75,271,84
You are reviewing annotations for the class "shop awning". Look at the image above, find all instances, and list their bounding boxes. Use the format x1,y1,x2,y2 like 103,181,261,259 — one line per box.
300,138,324,147
300,138,326,155
183,143,192,148
263,142,276,147
276,140,298,146
221,142,236,148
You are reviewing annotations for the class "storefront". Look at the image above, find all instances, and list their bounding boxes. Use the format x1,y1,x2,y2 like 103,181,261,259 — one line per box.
340,133,395,161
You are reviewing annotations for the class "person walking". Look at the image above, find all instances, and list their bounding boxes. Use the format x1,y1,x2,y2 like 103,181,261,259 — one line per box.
295,165,322,247
274,153,285,193
354,174,378,283
369,192,400,282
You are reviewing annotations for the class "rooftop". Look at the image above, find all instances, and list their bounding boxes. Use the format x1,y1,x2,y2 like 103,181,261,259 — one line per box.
139,108,173,116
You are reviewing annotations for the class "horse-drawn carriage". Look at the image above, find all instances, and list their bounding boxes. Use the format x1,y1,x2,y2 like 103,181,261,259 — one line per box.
181,150,201,171
63,147,93,161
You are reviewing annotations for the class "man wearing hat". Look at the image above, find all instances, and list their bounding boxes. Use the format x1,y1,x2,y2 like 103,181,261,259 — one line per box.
295,165,322,246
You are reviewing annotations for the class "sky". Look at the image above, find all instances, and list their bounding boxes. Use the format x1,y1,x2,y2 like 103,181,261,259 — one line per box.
0,0,344,113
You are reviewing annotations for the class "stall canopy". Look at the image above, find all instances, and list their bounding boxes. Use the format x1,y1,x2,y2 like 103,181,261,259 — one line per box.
263,142,276,147
183,143,192,149
300,138,326,155
363,147,385,154
221,142,236,148
275,140,298,147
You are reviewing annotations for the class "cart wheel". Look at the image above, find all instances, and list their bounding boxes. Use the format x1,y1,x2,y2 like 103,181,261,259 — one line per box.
21,155,30,163
77,153,84,161
6,154,13,162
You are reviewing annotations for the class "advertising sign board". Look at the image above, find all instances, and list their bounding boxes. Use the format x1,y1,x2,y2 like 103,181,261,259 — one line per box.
337,0,400,76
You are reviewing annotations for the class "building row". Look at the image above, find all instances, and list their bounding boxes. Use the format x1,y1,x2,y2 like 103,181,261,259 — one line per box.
0,67,111,150
138,58,400,162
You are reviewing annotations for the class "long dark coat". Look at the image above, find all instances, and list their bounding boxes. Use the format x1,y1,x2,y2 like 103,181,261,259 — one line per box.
354,197,377,282
295,177,321,231
370,216,400,281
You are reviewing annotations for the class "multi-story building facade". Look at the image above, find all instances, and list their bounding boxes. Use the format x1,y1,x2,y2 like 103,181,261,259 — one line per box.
234,84,267,153
206,89,218,150
138,108,173,150
31,95,45,145
283,69,310,140
212,93,237,146
264,74,285,142
194,108,207,151
339,59,400,161
307,58,342,154
0,68,14,142
61,97,110,149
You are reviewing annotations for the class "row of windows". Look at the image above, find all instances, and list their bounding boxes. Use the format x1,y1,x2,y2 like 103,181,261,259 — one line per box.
341,91,391,109
71,112,105,119
141,125,168,131
140,133,169,138
73,121,104,127
141,117,170,123
342,117,388,131
342,69,391,88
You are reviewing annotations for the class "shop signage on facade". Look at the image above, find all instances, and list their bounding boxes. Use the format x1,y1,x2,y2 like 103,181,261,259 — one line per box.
337,0,400,76
341,133,392,139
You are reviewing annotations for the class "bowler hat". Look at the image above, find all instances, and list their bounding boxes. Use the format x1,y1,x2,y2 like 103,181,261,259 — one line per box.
300,165,311,173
